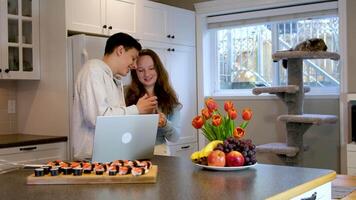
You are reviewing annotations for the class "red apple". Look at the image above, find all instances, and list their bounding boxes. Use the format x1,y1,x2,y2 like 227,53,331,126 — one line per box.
226,151,245,167
207,150,226,167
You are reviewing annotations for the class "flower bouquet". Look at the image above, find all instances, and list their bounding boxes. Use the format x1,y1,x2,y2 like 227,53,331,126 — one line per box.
191,98,252,141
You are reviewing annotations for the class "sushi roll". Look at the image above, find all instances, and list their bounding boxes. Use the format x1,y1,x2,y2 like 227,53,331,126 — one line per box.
50,167,59,176
131,167,145,176
42,166,50,175
118,166,131,175
61,167,72,175
73,167,83,176
82,162,92,174
34,168,45,177
137,161,152,170
94,164,105,175
108,169,117,176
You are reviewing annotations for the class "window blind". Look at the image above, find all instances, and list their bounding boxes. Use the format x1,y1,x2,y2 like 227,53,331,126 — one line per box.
207,1,338,29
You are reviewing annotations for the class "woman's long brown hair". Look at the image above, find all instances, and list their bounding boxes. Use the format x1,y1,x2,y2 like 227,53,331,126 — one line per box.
125,49,181,115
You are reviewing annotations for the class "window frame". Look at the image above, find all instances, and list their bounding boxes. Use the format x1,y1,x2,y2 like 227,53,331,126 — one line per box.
208,13,340,97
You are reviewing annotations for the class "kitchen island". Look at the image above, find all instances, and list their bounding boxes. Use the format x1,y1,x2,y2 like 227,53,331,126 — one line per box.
0,156,335,200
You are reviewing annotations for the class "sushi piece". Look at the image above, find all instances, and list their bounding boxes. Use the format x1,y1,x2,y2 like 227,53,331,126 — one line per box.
94,164,105,175
42,166,50,175
50,167,59,176
118,166,131,175
34,168,44,177
108,169,117,176
73,167,83,176
61,167,72,175
82,162,92,174
131,167,145,176
137,161,152,170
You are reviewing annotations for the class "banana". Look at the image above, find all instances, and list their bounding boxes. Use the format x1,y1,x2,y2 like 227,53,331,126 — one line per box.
190,140,223,164
200,140,223,158
190,151,200,162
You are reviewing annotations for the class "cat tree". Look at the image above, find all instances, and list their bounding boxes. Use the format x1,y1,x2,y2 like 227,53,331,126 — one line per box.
252,51,340,165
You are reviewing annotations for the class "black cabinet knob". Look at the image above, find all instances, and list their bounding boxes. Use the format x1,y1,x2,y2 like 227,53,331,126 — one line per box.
167,48,171,51
108,26,112,30
0,69,2,73
171,48,175,52
5,68,10,73
167,34,171,38
171,35,175,39
103,25,107,29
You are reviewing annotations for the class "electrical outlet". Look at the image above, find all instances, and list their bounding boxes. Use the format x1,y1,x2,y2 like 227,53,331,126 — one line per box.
8,100,16,114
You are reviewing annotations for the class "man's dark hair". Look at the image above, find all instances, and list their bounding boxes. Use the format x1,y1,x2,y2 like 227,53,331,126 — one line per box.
104,32,142,55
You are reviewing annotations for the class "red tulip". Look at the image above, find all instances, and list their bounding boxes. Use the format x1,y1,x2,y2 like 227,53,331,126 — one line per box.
224,101,234,112
212,114,222,126
201,108,212,120
192,116,204,129
233,127,245,139
242,108,253,121
228,108,237,120
205,98,218,112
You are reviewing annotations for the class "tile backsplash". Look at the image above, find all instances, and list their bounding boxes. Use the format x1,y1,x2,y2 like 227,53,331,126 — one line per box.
0,81,17,134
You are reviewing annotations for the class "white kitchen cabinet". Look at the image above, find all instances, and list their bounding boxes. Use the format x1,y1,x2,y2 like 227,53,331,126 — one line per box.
0,142,67,172
141,40,198,148
347,143,356,175
66,0,138,37
167,142,197,158
291,182,331,200
0,0,40,80
139,0,195,46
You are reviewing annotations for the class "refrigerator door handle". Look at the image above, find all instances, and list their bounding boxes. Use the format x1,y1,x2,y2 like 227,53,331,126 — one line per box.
81,49,89,66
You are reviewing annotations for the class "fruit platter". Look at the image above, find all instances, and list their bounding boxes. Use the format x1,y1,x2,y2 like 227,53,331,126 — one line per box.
191,98,257,170
27,159,157,184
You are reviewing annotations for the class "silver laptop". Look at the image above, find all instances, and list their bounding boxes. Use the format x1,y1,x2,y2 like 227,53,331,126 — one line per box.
92,114,159,162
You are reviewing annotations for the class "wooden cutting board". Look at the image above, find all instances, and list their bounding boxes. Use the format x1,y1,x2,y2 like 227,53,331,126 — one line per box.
27,165,157,185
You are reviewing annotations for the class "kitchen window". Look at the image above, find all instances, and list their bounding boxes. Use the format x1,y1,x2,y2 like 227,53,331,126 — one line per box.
206,1,339,96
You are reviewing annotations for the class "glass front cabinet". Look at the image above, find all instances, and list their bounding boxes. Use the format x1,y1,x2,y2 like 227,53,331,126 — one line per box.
0,0,39,79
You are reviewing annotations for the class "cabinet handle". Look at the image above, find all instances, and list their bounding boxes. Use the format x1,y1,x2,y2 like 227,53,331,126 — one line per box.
181,145,191,149
0,69,2,73
167,34,171,38
108,26,112,30
5,68,10,73
167,48,171,51
171,48,175,52
19,146,37,151
171,35,175,39
103,25,107,29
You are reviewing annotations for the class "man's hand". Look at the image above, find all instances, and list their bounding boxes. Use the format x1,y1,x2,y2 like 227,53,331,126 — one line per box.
136,94,158,114
158,112,167,128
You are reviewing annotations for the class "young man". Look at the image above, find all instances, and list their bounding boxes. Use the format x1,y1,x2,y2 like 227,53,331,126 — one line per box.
72,32,158,160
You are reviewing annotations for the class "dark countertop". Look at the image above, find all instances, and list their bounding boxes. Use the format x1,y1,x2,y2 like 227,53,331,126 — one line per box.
0,134,67,148
0,156,335,200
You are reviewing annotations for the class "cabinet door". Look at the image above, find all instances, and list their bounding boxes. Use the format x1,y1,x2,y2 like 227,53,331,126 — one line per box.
140,1,169,43
1,0,40,80
66,0,105,34
167,45,197,144
167,7,195,46
106,0,137,37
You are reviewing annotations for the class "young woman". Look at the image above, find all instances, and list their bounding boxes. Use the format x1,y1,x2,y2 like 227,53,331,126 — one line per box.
125,49,181,155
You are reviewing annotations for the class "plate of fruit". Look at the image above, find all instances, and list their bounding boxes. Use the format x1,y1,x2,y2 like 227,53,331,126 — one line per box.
191,137,257,171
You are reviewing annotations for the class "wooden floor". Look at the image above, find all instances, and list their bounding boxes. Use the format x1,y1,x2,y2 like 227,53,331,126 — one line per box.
332,175,356,199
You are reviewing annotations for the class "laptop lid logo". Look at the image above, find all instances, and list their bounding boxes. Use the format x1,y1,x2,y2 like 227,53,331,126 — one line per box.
122,132,132,144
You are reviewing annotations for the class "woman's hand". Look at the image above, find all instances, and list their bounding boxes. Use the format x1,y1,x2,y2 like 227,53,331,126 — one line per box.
158,112,167,127
137,94,158,114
